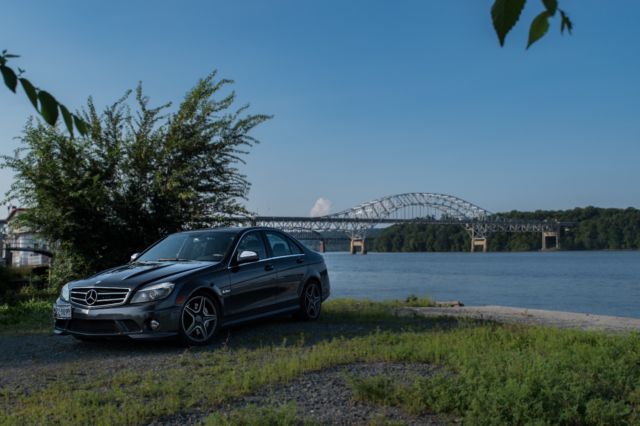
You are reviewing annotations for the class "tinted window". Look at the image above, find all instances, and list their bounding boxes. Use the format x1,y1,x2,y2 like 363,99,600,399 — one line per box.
138,231,236,262
265,232,292,257
286,236,304,254
236,232,267,260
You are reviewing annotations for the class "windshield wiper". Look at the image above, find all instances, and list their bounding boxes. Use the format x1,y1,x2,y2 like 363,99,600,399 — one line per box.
156,258,193,262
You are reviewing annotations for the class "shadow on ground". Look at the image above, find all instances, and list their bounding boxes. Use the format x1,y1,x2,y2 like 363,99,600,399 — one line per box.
0,312,467,371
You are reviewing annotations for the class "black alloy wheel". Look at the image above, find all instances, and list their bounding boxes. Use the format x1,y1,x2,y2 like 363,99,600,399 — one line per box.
299,281,322,321
179,293,220,345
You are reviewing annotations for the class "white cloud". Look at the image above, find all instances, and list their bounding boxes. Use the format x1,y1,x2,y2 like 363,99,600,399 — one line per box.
310,197,332,217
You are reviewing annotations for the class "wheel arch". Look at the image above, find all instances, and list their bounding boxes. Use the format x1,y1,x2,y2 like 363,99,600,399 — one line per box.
182,285,224,313
301,275,322,298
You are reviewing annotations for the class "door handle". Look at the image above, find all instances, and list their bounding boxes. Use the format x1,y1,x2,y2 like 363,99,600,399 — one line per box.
296,257,304,264
264,264,274,271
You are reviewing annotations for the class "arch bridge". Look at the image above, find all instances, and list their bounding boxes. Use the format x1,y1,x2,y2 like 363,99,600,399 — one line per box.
240,193,571,253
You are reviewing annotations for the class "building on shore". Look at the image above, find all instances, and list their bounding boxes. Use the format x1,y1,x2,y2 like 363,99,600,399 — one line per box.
1,207,52,267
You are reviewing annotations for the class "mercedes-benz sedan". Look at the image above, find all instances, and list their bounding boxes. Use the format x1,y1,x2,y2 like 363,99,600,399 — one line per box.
53,227,330,345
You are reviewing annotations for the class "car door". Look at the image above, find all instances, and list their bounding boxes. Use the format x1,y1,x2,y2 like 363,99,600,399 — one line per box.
264,231,307,306
226,231,279,317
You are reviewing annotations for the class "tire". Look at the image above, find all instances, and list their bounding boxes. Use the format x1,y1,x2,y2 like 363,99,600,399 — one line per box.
179,292,221,346
296,281,322,321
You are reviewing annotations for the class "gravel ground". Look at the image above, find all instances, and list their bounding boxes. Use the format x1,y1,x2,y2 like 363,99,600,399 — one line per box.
0,313,459,395
151,362,445,426
0,317,426,392
397,306,640,333
0,333,185,394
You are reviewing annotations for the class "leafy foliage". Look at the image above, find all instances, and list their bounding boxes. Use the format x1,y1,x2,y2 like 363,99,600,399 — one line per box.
374,224,470,252
1,72,270,285
0,50,88,137
491,0,573,48
374,207,640,252
0,299,52,334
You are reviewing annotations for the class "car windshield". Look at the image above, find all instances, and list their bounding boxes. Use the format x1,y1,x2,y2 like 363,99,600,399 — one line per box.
137,231,237,263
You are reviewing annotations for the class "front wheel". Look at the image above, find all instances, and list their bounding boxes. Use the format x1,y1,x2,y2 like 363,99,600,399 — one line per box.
296,281,322,321
179,293,220,346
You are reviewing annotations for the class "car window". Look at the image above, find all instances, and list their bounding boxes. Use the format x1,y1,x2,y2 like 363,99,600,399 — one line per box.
285,236,304,254
236,232,267,260
185,234,235,261
138,231,236,262
265,232,293,257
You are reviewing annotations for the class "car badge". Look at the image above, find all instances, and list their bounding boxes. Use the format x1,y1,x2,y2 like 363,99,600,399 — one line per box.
85,289,99,306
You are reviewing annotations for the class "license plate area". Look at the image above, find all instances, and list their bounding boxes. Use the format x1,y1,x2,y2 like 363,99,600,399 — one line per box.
54,304,72,320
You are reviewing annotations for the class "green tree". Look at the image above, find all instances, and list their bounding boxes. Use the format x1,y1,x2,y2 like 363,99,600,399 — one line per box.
2,71,269,286
374,207,640,253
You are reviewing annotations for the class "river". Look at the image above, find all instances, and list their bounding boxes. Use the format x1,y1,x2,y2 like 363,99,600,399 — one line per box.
322,251,640,318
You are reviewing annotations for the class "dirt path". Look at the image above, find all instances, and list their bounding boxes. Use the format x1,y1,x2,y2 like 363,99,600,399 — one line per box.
152,363,445,425
397,306,640,333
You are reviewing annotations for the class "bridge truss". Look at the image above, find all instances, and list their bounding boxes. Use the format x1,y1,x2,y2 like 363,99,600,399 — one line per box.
242,193,565,239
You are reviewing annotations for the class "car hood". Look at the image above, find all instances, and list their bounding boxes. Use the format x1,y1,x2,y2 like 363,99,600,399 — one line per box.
71,261,216,290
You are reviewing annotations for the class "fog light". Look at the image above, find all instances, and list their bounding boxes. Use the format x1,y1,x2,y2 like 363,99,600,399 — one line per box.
150,320,160,330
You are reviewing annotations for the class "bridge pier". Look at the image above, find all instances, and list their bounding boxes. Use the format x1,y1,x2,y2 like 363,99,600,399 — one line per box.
541,231,559,251
470,237,488,253
349,238,367,255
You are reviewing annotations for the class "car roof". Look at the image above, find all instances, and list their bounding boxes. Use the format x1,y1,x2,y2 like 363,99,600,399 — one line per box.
174,226,281,235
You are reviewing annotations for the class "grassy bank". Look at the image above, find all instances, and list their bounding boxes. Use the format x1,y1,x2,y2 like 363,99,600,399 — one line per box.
0,299,52,335
0,298,639,425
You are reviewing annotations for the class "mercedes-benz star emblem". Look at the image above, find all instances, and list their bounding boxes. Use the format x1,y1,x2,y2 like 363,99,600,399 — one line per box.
85,289,98,306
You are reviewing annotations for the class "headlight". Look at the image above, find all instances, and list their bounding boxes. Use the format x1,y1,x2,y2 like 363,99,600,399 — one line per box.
60,284,70,302
130,282,175,304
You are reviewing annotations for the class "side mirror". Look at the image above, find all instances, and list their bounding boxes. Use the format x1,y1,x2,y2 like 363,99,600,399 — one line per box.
237,250,259,264
130,253,140,262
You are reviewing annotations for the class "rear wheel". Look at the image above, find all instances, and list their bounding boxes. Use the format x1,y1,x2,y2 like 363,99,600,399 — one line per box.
296,281,322,321
179,293,220,346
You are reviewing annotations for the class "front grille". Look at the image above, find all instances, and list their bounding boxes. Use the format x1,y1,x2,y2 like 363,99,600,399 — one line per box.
67,319,119,333
55,319,142,334
70,287,130,307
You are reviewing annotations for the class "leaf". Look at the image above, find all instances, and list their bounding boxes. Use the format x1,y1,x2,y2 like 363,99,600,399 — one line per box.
38,90,59,126
60,104,74,137
542,0,557,16
19,78,38,109
491,0,527,46
560,10,573,34
527,11,550,48
73,114,88,136
0,65,18,92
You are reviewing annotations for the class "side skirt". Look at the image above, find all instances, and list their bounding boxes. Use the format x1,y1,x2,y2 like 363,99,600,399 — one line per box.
222,305,299,328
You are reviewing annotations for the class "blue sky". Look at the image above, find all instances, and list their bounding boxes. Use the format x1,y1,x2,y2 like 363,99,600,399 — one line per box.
1,0,638,216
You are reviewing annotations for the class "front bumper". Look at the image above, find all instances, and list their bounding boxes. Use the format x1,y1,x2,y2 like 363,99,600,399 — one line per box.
53,299,181,339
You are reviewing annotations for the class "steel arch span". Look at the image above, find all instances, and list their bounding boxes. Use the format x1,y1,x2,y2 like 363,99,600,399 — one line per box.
330,192,491,222
245,192,563,238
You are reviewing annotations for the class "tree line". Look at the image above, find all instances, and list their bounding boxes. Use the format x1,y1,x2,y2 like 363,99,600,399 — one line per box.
373,207,640,252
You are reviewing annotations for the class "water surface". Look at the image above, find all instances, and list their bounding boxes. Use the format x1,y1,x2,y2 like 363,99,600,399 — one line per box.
323,251,640,318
